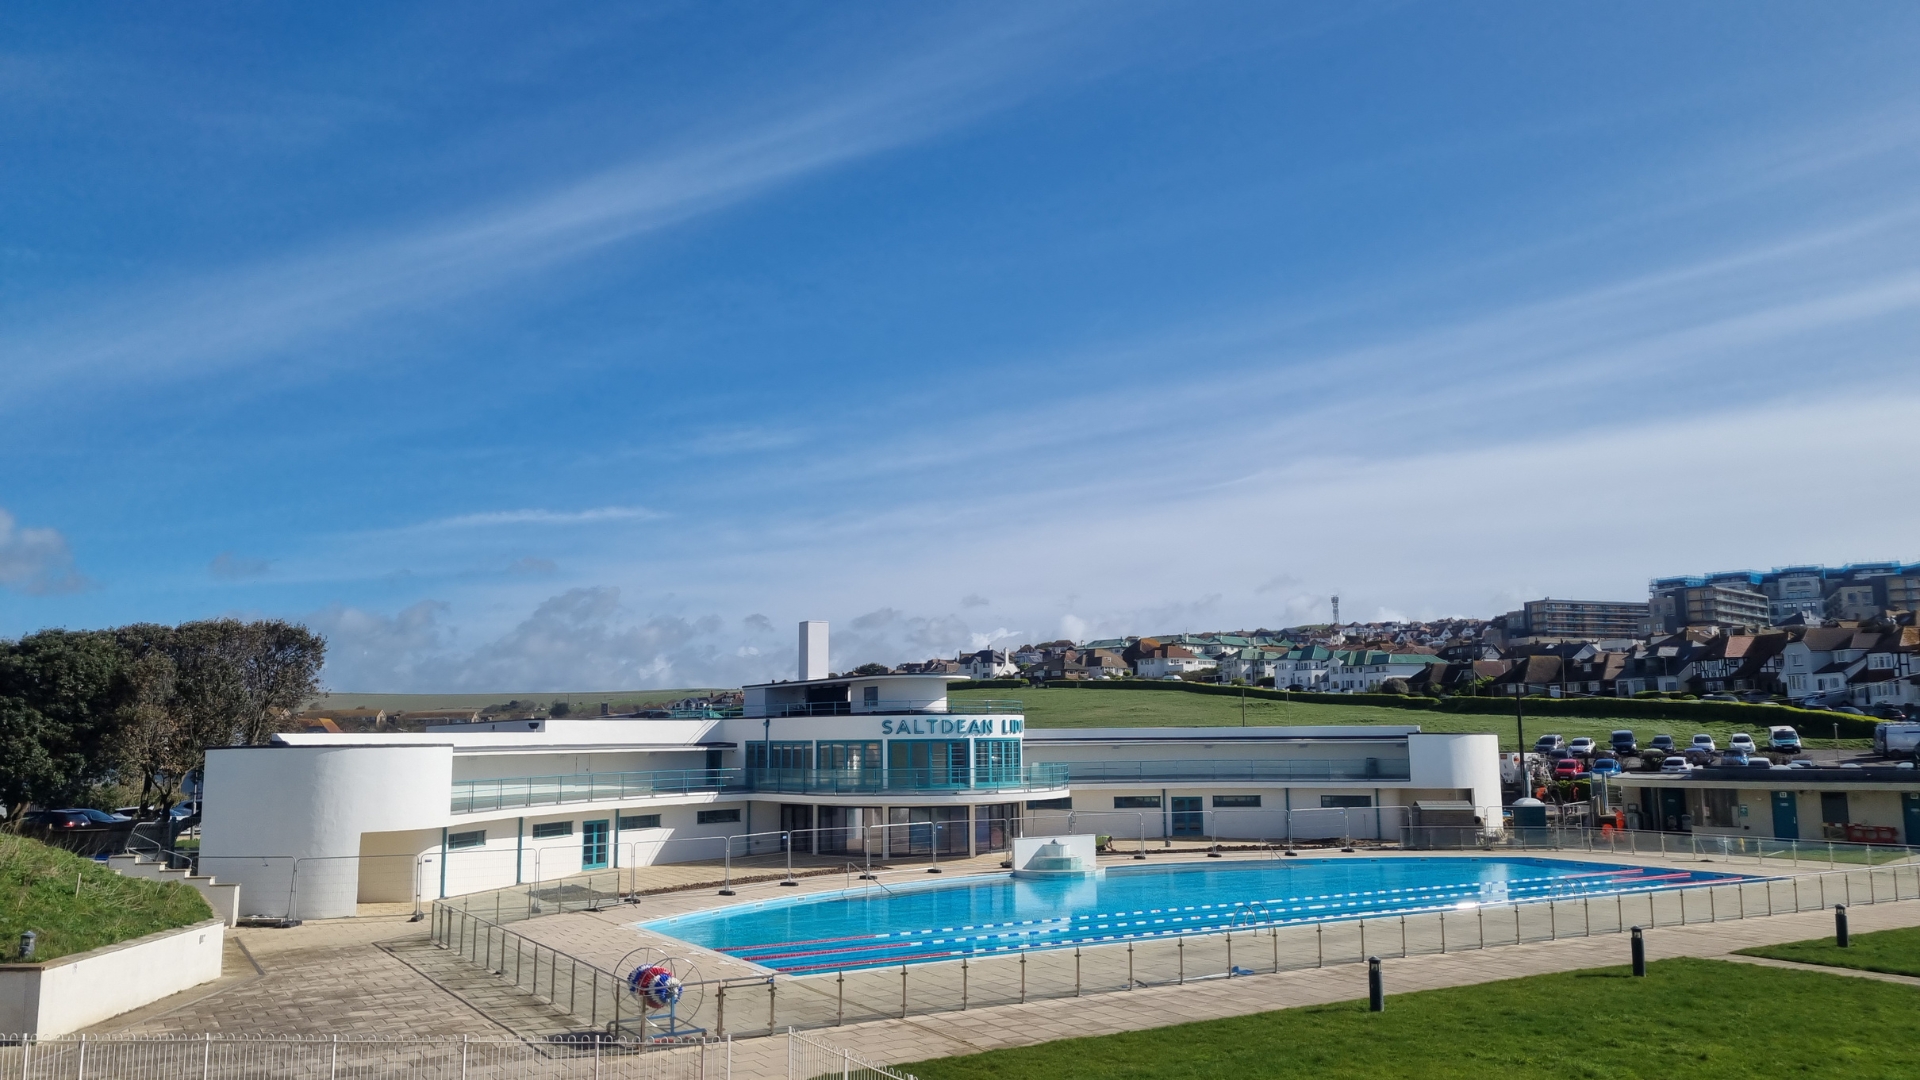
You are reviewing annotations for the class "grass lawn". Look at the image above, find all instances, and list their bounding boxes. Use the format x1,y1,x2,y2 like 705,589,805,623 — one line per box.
953,686,1870,751
902,958,1918,1080
1737,925,1920,978
0,833,213,962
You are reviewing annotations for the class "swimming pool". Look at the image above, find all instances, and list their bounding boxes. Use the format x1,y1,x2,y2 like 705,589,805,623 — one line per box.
644,856,1742,973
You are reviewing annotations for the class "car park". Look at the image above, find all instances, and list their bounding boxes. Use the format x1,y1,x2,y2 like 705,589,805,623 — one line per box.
1648,734,1676,754
1690,734,1717,753
1567,737,1596,756
1659,756,1692,774
1728,733,1756,754
1609,730,1637,755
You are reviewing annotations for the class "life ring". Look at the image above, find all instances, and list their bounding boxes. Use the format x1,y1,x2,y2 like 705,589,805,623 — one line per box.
628,964,684,1010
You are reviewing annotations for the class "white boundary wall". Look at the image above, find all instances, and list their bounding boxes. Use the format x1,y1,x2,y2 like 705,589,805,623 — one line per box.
0,919,225,1036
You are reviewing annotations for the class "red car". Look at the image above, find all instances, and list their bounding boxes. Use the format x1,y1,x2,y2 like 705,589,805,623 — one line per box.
1552,758,1586,780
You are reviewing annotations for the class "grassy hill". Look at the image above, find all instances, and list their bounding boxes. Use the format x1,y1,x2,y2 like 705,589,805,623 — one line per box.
0,834,214,962
950,685,1864,751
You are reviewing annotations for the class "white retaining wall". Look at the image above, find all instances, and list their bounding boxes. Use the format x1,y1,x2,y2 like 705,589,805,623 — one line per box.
0,919,225,1036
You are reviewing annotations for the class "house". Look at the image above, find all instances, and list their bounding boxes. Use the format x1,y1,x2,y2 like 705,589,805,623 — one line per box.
1218,647,1284,685
1133,643,1216,680
1781,627,1882,702
960,649,1019,680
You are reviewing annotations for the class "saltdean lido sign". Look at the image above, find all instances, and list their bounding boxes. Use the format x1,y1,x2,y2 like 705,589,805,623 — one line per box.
879,716,1024,736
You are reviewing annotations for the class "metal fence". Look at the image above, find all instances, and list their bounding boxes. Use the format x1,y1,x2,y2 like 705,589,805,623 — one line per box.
0,1035,719,1080
784,1031,912,1080
431,844,1920,1040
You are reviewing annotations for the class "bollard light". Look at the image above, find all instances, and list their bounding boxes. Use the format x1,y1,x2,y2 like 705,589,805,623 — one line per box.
19,930,35,961
1367,955,1384,1012
1630,925,1645,977
1836,904,1850,948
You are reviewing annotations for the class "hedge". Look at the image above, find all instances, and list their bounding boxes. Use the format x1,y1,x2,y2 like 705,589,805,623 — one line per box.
984,678,1876,737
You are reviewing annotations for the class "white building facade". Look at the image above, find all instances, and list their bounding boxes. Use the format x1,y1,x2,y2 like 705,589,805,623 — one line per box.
198,626,1500,920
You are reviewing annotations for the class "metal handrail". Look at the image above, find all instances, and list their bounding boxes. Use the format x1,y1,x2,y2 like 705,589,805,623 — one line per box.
747,698,1023,718
1061,758,1411,783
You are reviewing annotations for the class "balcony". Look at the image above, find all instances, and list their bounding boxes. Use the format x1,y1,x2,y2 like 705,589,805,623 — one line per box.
449,761,1069,814
741,763,1068,796
749,697,1023,718
1059,757,1412,784
451,768,733,814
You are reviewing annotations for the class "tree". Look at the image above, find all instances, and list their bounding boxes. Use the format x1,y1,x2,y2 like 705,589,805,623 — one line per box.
227,620,327,745
110,626,185,818
0,629,128,824
851,663,891,676
549,700,572,717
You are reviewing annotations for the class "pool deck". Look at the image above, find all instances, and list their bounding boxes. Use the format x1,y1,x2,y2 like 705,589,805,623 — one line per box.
88,844,1920,1078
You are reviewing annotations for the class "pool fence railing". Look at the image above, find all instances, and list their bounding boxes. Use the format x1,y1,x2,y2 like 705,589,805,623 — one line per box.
429,849,1920,1040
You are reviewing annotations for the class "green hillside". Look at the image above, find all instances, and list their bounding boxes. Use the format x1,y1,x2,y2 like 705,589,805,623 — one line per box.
950,685,1863,751
1,834,214,962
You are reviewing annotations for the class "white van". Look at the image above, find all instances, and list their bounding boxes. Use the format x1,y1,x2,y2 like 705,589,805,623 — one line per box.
1873,722,1920,759
1767,726,1801,753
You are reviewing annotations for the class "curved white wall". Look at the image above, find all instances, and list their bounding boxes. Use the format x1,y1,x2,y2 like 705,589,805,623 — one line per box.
200,744,451,920
1407,732,1502,820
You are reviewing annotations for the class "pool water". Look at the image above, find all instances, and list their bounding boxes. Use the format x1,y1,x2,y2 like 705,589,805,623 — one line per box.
644,856,1740,973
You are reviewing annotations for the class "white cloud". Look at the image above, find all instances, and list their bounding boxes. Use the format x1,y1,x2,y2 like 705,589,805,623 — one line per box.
0,8,1100,405
0,508,86,595
418,507,661,530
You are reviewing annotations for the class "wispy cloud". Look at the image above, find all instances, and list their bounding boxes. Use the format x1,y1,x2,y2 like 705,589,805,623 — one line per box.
0,507,88,595
0,8,1100,407
208,551,271,580
419,506,663,530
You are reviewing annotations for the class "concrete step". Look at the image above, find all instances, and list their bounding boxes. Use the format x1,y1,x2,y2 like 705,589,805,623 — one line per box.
107,853,241,927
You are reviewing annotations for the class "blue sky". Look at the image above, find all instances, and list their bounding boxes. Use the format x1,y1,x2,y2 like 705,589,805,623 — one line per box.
6,3,1920,690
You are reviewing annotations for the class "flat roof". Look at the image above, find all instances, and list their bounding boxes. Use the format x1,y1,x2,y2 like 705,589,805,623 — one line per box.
271,718,721,754
743,673,970,689
1025,725,1422,743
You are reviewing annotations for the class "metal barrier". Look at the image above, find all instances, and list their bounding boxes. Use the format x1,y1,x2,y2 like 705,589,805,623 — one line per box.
430,833,1920,1040
786,1030,914,1080
0,1034,719,1080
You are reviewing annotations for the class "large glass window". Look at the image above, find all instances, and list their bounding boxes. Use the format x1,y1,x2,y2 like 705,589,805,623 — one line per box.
975,803,1020,852
888,740,970,788
747,741,814,771
973,739,1023,785
887,806,968,855
817,741,882,772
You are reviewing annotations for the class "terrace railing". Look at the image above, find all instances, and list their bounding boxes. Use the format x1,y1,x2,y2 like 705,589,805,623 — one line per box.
452,769,735,815
748,698,1021,718
1061,757,1412,784
451,762,1070,813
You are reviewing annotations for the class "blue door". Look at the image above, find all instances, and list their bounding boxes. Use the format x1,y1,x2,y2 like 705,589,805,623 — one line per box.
582,820,609,869
1171,797,1204,837
1904,793,1920,846
1771,792,1799,840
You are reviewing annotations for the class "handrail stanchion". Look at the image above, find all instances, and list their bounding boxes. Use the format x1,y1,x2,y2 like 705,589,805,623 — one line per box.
719,835,735,896
929,822,942,874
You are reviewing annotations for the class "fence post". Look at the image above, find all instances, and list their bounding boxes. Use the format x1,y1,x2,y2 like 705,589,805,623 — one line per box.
1178,937,1185,984
1020,950,1027,1003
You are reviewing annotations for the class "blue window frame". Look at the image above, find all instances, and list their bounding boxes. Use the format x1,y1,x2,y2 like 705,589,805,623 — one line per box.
581,820,609,870
531,821,571,839
888,740,970,788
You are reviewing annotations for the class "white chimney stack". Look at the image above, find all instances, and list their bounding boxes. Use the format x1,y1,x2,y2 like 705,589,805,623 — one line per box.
799,621,829,681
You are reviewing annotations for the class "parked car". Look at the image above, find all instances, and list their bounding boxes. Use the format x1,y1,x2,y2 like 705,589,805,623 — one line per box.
1869,704,1910,720
1787,759,1819,770
1833,706,1865,716
1690,734,1717,753
1701,692,1739,702
1567,736,1596,756
1728,733,1757,754
1590,757,1622,777
1873,723,1920,758
1721,750,1751,766
1534,734,1566,753
1768,726,1802,753
1609,730,1638,755
1648,734,1677,754
1553,758,1586,780
1659,757,1692,774
22,808,128,829
1548,748,1576,761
